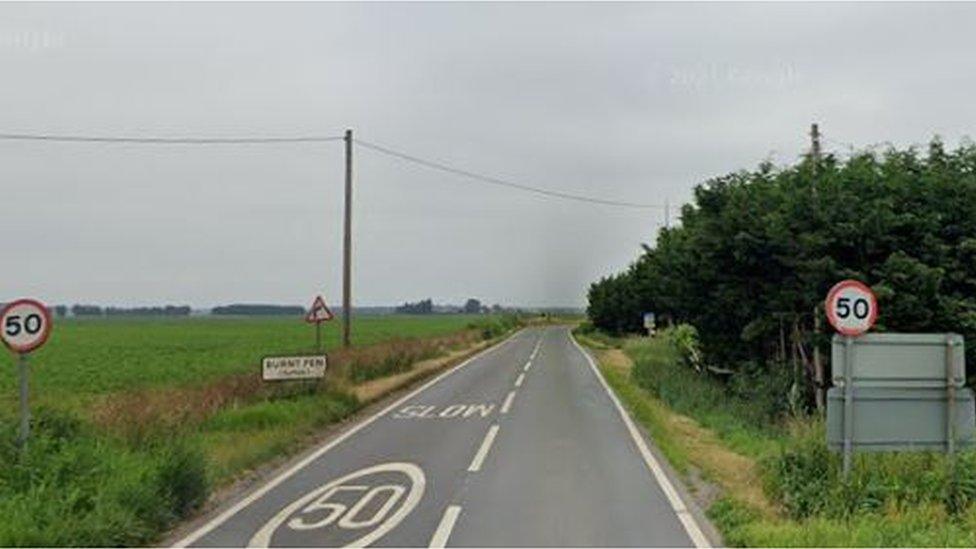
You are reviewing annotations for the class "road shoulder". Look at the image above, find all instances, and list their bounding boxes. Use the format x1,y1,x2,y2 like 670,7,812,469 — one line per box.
573,333,726,548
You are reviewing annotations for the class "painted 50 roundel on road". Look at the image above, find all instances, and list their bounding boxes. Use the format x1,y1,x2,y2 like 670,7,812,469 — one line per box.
248,462,426,548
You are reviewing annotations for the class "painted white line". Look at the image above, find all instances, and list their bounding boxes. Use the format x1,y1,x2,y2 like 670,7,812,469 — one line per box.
501,390,516,414
428,505,462,548
530,337,542,360
523,360,532,372
514,372,525,387
173,332,521,548
467,424,500,472
569,333,711,549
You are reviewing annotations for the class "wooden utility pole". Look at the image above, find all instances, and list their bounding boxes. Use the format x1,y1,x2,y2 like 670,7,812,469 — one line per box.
810,123,821,167
664,199,671,229
810,122,825,412
342,129,353,348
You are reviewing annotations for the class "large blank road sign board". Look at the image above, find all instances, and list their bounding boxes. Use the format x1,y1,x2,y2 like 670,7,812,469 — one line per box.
827,387,976,451
832,333,965,388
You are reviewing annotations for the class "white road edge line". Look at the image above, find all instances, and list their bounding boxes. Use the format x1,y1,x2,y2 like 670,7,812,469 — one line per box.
514,372,525,387
569,333,711,549
172,332,521,548
467,424,500,472
428,505,462,548
501,390,516,414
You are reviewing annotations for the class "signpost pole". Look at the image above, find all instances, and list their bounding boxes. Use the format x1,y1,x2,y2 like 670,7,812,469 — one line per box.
315,322,322,353
946,335,957,458
18,353,29,448
842,336,854,478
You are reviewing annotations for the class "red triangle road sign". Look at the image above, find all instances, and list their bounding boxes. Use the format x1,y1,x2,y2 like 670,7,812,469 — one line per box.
305,295,334,323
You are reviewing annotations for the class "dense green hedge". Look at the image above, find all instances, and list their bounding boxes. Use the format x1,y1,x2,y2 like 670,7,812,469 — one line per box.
588,139,976,408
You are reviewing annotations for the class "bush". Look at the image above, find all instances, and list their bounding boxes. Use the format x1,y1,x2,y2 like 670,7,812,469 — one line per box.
0,408,208,546
764,420,976,521
468,314,520,340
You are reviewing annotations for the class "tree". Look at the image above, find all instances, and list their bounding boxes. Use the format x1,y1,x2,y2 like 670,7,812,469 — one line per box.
587,138,976,411
463,299,483,314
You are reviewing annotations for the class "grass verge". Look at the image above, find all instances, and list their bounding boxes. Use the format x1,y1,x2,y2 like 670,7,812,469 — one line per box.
578,328,976,547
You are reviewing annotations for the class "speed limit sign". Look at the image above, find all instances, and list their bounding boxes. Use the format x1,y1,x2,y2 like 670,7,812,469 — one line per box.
1,298,52,354
825,280,877,336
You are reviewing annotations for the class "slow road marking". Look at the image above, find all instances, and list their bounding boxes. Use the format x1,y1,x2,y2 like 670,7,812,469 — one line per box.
428,505,462,548
468,424,500,472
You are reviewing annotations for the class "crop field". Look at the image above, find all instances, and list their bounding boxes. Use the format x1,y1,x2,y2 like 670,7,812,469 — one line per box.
0,314,482,410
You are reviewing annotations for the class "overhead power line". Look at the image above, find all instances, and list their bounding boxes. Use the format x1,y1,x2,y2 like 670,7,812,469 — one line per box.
354,138,664,210
0,130,665,209
0,132,344,144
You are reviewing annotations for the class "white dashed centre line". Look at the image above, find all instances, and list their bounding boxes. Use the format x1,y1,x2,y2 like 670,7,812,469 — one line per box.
523,361,532,372
468,425,500,472
429,505,462,548
501,391,516,414
514,373,525,387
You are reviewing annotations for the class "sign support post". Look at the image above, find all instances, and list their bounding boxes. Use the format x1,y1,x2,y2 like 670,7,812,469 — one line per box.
1,298,53,450
946,334,957,459
842,336,854,478
824,280,879,479
18,353,29,448
305,295,334,354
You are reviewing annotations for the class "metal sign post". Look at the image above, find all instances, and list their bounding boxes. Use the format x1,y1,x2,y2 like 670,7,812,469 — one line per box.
1,298,54,449
824,280,878,479
946,334,958,460
305,295,335,353
18,353,29,447
842,336,854,477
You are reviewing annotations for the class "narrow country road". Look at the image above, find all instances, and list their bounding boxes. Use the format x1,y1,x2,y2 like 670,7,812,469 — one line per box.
175,326,709,548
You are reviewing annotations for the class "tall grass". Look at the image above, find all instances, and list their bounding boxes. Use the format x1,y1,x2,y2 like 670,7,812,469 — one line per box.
0,409,207,547
621,326,976,546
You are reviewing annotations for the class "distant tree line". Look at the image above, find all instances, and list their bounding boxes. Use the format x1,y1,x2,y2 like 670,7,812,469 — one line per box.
66,304,192,317
587,138,976,414
395,298,512,315
210,304,304,316
396,299,434,314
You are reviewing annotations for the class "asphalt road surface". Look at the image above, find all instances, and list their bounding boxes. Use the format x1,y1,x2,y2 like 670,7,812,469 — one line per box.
175,326,709,548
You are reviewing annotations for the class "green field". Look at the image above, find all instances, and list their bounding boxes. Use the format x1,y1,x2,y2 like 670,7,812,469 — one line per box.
0,314,481,409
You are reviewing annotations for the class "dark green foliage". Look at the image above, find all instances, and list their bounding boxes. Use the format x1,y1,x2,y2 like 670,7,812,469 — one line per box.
588,139,976,402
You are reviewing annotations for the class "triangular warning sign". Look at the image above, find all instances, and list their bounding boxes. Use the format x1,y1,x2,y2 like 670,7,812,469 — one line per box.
305,295,334,323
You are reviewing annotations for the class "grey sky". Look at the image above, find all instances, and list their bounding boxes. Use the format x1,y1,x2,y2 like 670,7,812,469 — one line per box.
2,2,974,308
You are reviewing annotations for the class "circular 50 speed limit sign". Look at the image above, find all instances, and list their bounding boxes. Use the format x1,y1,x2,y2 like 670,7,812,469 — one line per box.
0,298,53,354
825,280,878,337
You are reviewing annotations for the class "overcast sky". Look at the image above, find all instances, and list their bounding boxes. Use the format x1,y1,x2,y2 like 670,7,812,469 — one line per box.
2,2,975,308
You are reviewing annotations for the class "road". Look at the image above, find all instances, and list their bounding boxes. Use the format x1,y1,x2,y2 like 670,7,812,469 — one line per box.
175,326,709,548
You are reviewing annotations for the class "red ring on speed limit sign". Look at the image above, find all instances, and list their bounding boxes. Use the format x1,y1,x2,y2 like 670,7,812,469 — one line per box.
825,280,877,337
0,298,53,354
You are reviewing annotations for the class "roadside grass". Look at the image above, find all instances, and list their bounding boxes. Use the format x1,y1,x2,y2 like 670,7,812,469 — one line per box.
579,327,976,547
199,389,360,483
0,314,521,546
